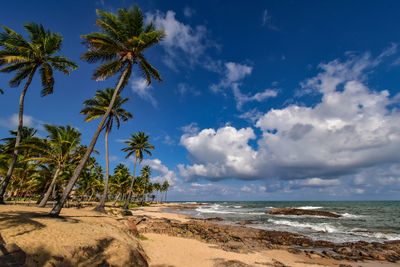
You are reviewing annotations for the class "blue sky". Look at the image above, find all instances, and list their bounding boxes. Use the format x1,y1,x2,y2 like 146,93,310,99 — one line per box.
1,0,400,201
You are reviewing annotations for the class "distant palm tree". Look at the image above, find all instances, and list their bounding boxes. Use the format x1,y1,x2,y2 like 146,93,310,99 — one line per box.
23,125,81,207
81,88,132,213
122,132,154,209
51,5,165,216
140,165,151,204
161,181,169,203
0,23,78,204
110,164,130,206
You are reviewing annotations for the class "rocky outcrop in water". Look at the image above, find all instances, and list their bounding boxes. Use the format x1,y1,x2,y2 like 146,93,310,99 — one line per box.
266,208,341,218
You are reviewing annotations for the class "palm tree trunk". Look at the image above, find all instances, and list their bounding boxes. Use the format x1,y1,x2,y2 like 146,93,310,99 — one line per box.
113,193,120,206
50,68,130,216
0,70,36,204
123,157,137,210
94,126,110,213
39,166,61,207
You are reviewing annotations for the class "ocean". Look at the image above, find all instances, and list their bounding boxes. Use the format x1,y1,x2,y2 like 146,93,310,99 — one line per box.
173,201,400,244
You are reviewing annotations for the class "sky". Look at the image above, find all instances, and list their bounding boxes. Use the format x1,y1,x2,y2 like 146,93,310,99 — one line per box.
1,0,400,201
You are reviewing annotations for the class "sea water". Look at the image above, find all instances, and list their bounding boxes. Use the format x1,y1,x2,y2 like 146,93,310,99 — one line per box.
174,201,400,244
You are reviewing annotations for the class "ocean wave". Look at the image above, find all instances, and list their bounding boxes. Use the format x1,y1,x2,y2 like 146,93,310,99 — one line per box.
268,219,340,233
233,205,242,208
341,213,365,219
183,202,198,204
265,206,275,209
297,206,323,210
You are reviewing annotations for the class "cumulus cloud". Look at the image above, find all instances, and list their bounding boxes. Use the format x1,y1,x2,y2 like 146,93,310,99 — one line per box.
290,178,340,188
179,47,400,187
147,10,209,68
142,159,179,186
237,108,264,123
131,78,157,107
178,126,258,181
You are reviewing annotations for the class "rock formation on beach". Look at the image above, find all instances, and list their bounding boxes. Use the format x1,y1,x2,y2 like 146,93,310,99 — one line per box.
266,208,341,218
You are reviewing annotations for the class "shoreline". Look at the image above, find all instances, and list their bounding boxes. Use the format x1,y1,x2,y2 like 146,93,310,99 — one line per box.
1,202,399,267
132,203,400,266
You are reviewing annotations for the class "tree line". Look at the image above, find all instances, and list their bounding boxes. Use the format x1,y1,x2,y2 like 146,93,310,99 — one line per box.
0,5,170,215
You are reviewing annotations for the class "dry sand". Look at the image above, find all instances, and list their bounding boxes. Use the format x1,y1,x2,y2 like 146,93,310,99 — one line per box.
0,204,146,266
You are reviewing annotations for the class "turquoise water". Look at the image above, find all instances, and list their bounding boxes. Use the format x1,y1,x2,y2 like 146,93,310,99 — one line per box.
175,201,400,243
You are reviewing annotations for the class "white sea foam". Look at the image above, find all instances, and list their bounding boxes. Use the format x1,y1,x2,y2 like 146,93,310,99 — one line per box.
341,213,365,219
268,219,340,233
297,206,323,210
233,205,242,208
265,206,275,209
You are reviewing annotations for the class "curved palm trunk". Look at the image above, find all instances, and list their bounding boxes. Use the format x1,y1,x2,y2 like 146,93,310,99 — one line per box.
0,70,36,204
50,68,130,216
123,157,137,210
94,126,110,213
39,166,61,207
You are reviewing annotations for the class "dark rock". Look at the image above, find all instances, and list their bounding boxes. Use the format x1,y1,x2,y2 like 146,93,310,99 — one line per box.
266,208,341,218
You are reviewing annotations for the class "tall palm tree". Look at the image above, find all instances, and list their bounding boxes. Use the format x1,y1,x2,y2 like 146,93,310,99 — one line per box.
51,5,165,216
23,125,81,207
0,23,78,204
121,132,154,209
81,88,132,212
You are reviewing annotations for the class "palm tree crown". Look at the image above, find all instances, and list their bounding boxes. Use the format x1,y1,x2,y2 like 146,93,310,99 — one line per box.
80,88,133,131
0,23,78,95
122,132,155,162
81,5,165,88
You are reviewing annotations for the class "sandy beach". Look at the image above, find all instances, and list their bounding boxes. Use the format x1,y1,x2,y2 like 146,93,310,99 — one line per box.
1,203,399,267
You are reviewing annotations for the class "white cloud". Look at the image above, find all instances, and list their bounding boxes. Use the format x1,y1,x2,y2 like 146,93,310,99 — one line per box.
233,84,278,109
240,185,251,192
131,78,157,107
237,108,264,123
178,126,258,181
291,178,341,187
181,122,200,135
179,47,400,186
147,10,209,68
142,159,179,186
210,62,252,93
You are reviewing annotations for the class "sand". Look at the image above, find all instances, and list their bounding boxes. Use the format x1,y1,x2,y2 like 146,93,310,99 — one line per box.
0,204,146,266
1,203,397,267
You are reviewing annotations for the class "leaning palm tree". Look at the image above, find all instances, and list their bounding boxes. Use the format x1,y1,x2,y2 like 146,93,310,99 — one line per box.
50,5,165,216
23,125,81,207
122,132,154,209
81,88,132,213
0,23,78,204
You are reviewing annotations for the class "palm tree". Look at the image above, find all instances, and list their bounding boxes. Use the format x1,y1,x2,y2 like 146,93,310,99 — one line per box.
0,23,78,204
23,125,81,207
140,165,151,204
81,88,132,213
110,164,130,206
50,5,165,216
161,181,170,203
121,132,154,209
